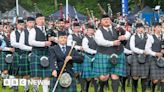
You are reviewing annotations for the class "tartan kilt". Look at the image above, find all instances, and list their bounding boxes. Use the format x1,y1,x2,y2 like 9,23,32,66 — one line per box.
93,53,126,77
30,48,51,78
0,52,11,71
149,57,164,80
73,51,83,74
10,52,20,76
109,53,126,77
73,63,83,74
125,55,131,76
53,77,77,92
92,53,110,77
81,54,95,78
18,52,30,76
131,54,149,78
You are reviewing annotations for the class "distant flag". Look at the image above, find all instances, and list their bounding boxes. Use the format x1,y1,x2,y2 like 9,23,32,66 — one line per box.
66,0,69,20
73,6,79,23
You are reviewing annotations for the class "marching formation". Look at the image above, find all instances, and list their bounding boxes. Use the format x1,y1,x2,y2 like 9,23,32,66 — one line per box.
0,12,164,92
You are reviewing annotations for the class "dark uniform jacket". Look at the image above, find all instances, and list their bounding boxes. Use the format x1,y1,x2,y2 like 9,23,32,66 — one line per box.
49,44,84,77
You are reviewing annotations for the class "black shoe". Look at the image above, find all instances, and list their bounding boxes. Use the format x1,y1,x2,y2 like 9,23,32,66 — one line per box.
24,90,29,92
2,81,6,89
13,86,18,92
33,85,38,92
121,88,125,92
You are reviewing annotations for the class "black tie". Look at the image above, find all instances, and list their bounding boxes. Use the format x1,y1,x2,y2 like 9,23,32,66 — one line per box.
108,28,113,36
62,46,66,54
141,34,143,39
158,36,161,41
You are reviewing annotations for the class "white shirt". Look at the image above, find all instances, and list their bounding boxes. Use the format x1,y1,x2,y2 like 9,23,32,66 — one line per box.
58,44,66,51
10,30,21,48
95,26,130,47
124,48,133,54
95,27,114,47
67,33,82,50
68,28,73,34
19,28,32,51
29,28,46,47
36,25,46,36
130,33,148,54
145,34,160,56
82,36,97,54
0,39,6,49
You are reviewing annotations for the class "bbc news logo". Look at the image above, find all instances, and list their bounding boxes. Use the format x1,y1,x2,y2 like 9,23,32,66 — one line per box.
3,79,50,86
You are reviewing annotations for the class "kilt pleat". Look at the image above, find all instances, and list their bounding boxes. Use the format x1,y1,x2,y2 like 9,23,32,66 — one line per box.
131,55,149,78
11,52,20,75
149,57,164,80
81,54,95,78
0,52,11,71
19,52,30,76
125,55,132,76
30,48,51,78
92,53,110,77
93,53,126,77
73,63,83,74
73,52,83,74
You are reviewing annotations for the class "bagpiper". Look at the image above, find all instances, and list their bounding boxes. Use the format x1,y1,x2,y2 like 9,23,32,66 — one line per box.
145,22,164,92
81,24,98,92
19,17,35,92
10,19,25,92
28,13,52,92
94,14,130,92
67,23,85,92
129,23,149,92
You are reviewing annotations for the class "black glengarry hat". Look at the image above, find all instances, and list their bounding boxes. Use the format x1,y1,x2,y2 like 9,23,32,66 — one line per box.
136,23,144,28
27,17,35,21
58,31,67,37
36,13,44,18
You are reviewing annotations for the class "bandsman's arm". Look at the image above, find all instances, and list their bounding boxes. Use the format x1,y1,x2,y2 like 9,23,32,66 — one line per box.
130,35,144,54
82,37,97,54
67,35,82,50
49,46,58,77
19,31,32,51
10,31,21,48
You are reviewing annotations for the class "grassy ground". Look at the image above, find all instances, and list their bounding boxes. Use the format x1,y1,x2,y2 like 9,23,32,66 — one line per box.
0,79,156,92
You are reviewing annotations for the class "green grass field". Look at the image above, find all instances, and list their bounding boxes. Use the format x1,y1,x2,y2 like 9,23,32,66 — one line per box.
1,79,157,92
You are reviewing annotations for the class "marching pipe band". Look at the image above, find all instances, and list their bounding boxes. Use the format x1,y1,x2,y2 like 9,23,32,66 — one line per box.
0,3,164,92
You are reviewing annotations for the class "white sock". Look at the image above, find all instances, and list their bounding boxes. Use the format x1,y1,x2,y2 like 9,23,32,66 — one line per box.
24,82,29,91
43,85,49,92
31,79,39,92
42,80,49,92
9,75,15,88
1,73,5,78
